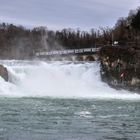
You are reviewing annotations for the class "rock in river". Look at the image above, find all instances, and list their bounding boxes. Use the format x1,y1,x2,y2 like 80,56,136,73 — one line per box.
0,65,8,81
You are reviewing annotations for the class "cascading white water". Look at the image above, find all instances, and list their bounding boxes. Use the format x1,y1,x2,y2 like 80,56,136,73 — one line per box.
0,60,140,100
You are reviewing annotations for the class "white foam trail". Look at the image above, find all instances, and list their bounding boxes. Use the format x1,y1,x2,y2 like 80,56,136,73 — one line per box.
0,60,140,100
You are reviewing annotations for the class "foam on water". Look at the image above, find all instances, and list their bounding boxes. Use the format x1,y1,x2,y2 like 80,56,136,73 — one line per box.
0,60,140,100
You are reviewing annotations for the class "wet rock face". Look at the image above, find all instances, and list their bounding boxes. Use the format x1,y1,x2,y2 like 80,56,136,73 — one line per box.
0,65,8,81
100,46,140,92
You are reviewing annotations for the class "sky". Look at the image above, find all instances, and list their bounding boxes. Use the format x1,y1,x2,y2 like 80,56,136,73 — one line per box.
0,0,139,30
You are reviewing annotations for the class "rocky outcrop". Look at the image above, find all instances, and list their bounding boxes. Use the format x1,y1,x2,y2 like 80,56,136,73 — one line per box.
0,65,8,81
100,46,140,92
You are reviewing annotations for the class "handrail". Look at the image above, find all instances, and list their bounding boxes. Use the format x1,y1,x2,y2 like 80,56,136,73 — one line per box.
35,47,100,56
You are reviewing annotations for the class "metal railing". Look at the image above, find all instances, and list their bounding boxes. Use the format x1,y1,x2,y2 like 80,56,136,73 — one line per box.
35,47,100,56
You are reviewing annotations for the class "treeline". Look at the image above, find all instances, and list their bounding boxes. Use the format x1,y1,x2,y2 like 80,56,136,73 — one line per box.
47,27,112,49
112,7,140,46
0,23,110,59
0,7,140,59
0,24,49,59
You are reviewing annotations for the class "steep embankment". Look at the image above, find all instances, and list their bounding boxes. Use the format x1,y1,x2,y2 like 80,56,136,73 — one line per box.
100,46,140,92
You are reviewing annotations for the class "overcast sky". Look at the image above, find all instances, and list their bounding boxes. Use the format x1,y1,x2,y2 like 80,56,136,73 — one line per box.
0,0,139,30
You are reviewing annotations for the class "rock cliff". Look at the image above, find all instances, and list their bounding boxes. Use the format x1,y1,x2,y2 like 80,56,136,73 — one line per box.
100,46,140,92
